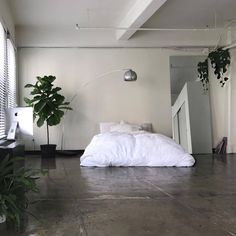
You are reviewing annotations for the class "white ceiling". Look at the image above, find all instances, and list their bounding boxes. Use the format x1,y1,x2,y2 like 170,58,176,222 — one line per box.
9,0,137,27
144,0,236,29
8,0,236,47
9,0,236,29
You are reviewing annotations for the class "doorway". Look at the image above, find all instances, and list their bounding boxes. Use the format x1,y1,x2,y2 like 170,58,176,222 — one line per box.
170,56,212,154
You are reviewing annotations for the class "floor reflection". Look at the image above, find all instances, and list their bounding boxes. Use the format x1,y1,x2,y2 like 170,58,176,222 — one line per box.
41,157,56,169
4,154,236,236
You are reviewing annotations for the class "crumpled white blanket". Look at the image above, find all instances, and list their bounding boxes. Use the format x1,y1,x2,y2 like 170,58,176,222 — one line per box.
80,131,195,167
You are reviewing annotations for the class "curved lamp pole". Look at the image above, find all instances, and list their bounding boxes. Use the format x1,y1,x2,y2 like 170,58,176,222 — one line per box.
59,69,137,155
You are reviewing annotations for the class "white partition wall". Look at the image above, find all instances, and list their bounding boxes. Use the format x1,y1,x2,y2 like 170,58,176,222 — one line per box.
172,81,212,154
172,83,192,153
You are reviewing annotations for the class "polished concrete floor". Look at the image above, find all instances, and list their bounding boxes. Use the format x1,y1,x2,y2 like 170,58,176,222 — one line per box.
2,154,236,236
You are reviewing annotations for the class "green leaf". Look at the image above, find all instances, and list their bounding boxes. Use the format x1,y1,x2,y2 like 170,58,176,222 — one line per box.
47,75,56,83
37,117,45,127
54,94,65,104
59,106,72,110
52,87,61,93
24,84,34,88
31,88,40,95
54,110,64,118
30,95,42,103
37,76,45,84
24,97,32,105
34,100,46,113
47,114,60,126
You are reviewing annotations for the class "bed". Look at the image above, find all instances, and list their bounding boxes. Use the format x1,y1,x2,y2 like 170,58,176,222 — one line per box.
80,121,195,167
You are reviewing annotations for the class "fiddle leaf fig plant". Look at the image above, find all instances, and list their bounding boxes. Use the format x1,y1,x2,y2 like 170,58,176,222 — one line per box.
24,75,72,145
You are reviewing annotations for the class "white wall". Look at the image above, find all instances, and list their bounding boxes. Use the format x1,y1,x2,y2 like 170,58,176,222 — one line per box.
16,25,220,48
208,30,236,152
19,48,177,150
0,0,15,39
19,46,234,152
188,82,212,153
170,56,206,105
20,45,234,153
209,66,229,148
209,48,236,152
229,49,236,152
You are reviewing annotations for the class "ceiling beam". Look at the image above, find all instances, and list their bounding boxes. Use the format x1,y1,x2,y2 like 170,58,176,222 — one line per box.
116,0,168,40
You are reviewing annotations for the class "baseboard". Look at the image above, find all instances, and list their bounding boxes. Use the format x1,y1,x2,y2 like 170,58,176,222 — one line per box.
25,150,85,156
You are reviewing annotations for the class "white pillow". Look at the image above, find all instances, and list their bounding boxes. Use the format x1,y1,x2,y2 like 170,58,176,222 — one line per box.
99,121,152,133
121,121,152,132
99,122,118,133
110,123,141,133
120,120,143,131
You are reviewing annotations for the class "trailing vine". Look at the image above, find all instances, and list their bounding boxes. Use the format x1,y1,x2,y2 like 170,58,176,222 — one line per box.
198,48,231,89
197,59,208,90
208,48,230,86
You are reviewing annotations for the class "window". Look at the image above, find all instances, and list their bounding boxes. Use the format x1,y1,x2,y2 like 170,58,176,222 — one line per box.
0,22,16,138
7,38,16,108
0,22,7,138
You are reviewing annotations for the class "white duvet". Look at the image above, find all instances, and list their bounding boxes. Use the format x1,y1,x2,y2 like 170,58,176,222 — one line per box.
80,131,195,167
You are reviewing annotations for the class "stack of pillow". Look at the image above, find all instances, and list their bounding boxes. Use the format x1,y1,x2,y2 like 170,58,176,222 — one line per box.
99,120,152,134
110,120,142,133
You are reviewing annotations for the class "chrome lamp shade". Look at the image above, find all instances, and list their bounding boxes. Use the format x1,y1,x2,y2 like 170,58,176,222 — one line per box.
124,70,137,82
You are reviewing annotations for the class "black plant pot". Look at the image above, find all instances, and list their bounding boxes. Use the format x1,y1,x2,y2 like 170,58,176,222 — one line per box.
40,144,57,158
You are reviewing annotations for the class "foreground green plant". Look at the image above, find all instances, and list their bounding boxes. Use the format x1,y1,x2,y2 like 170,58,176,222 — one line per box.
0,155,40,231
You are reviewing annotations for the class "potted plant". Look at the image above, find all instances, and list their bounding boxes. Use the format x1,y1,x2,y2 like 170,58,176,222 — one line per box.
198,48,231,90
24,75,72,158
0,155,40,232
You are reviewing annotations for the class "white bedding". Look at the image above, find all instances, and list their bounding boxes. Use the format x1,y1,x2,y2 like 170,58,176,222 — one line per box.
80,131,195,167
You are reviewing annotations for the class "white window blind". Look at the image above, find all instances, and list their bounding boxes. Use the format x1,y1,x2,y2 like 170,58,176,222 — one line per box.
0,22,17,139
7,38,16,108
0,22,7,138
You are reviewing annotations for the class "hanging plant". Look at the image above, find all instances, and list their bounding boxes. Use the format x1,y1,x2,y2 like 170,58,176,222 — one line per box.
208,48,230,87
197,48,231,89
197,59,209,90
